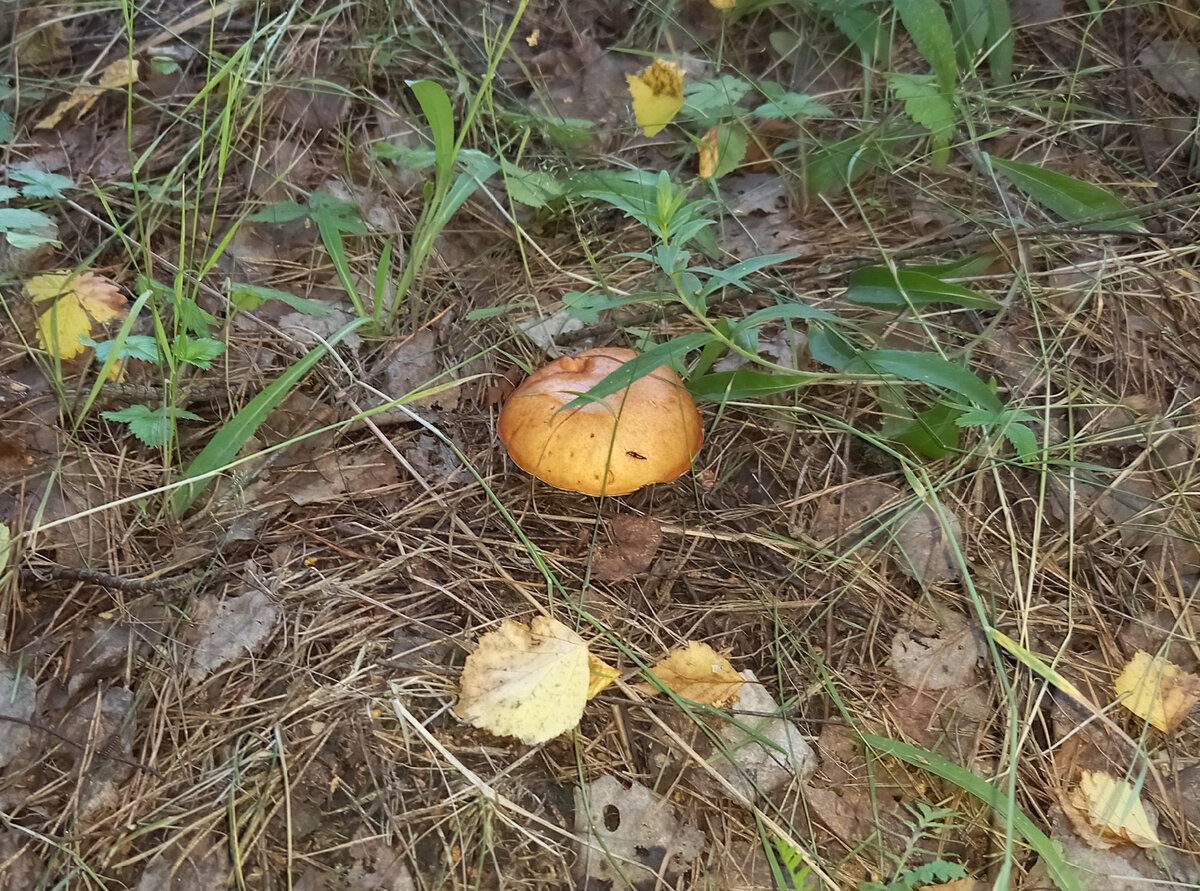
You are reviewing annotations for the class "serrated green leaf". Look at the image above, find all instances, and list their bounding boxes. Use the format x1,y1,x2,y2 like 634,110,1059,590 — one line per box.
85,334,159,363
0,207,55,233
171,335,226,369
683,75,753,125
846,266,999,310
102,404,204,447
0,186,19,202
890,72,954,169
11,166,74,199
863,735,1084,891
894,0,958,96
989,154,1143,230
502,162,564,208
752,82,833,119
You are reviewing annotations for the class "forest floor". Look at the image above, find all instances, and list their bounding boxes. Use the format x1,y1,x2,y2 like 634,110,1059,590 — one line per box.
2,0,1200,889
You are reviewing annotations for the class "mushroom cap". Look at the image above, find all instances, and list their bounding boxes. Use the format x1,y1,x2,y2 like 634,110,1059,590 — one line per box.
497,347,703,496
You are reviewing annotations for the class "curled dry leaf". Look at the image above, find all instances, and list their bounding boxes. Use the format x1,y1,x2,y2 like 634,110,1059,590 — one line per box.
591,514,663,581
456,616,590,744
1114,650,1200,732
27,270,127,359
641,641,743,707
1067,770,1160,850
36,58,140,130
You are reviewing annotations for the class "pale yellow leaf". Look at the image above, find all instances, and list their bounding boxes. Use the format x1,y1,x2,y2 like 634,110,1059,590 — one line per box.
626,59,684,137
709,0,737,8
456,616,589,744
587,653,620,700
1115,650,1200,732
642,641,744,707
1068,770,1160,849
27,270,127,359
698,126,720,179
36,58,140,130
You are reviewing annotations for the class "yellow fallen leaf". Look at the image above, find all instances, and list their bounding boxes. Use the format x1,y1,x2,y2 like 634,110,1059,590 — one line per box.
1115,650,1200,732
456,616,590,744
698,126,720,179
36,58,140,130
642,641,743,707
626,58,684,137
709,0,737,8
27,270,128,360
587,652,620,699
1068,770,1160,849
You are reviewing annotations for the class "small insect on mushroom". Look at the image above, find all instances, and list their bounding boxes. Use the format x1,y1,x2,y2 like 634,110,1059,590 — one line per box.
497,347,703,496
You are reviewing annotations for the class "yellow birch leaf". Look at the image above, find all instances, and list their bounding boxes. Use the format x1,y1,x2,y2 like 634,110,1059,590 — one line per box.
456,616,590,744
36,58,140,130
587,653,620,699
626,58,684,137
698,126,720,179
1068,770,1160,849
1115,650,1200,732
641,641,744,707
27,270,128,359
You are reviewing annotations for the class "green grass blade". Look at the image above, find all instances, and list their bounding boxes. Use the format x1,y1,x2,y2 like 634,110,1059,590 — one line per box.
988,155,1144,231
862,734,1083,891
171,317,369,517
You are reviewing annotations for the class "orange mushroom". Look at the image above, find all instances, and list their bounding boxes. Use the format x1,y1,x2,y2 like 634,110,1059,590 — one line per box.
497,347,703,496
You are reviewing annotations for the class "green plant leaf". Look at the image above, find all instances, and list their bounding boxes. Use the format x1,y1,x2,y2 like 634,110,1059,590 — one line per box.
227,283,335,315
562,332,715,409
0,186,18,202
84,334,159,363
11,166,74,199
729,302,837,337
246,200,309,223
894,0,958,96
502,162,564,208
703,123,749,180
408,79,456,186
690,368,820,401
988,155,1143,230
0,207,56,234
0,521,10,580
844,349,1004,412
880,398,963,458
890,72,954,169
102,404,204,448
683,75,753,125
171,335,226,369
807,324,860,370
862,735,1083,891
171,316,369,516
753,82,833,119
846,266,999,310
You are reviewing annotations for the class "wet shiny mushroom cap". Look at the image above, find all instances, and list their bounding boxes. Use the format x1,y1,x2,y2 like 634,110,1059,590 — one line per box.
497,348,704,496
